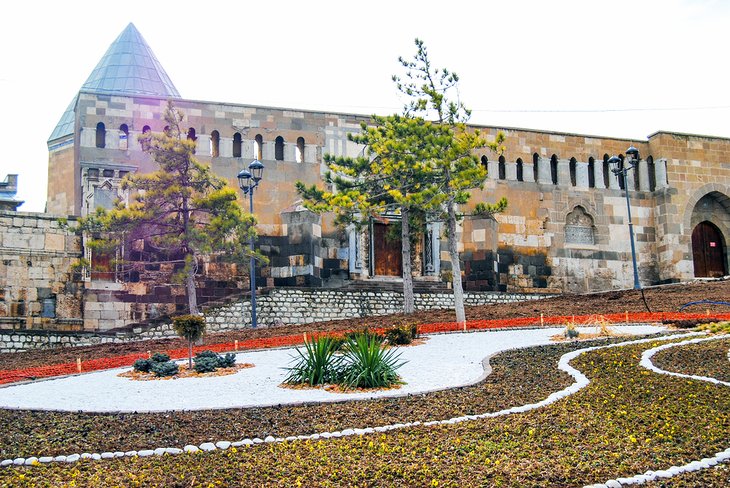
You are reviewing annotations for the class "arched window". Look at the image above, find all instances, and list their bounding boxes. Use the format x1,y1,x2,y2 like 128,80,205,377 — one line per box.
275,136,285,161
602,154,610,188
296,137,305,163
633,158,641,190
498,155,506,180
647,156,656,191
516,158,524,182
617,154,626,190
233,133,242,158
187,128,197,141
588,157,595,188
142,125,151,134
550,154,558,185
481,155,488,172
254,134,263,160
140,125,151,150
533,153,539,182
119,124,129,150
96,122,106,148
210,130,220,158
569,157,577,186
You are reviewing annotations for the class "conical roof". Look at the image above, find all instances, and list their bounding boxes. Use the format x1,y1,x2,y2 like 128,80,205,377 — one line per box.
49,23,181,141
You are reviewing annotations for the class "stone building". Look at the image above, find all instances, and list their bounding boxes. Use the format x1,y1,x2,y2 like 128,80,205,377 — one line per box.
38,23,730,330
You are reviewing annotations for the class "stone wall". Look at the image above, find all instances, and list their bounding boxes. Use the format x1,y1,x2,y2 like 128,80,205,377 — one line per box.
0,211,83,329
0,289,547,352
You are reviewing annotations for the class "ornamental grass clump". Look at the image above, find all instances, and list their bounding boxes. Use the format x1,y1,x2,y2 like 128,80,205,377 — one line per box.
564,322,580,339
284,336,342,386
339,333,405,389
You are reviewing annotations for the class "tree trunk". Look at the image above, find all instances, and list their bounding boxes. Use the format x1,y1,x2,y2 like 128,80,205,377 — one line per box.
188,340,193,369
186,262,198,315
401,208,415,314
446,199,466,326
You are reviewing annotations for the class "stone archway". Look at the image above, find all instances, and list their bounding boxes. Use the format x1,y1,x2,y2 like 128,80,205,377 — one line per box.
686,189,730,278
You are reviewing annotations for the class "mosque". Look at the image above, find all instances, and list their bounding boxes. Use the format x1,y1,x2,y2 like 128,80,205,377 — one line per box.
35,22,730,329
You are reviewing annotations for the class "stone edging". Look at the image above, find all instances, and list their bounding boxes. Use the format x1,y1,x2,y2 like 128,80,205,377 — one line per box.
0,331,703,471
586,333,730,488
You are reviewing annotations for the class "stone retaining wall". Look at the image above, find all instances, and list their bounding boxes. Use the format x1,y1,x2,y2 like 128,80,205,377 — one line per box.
0,289,547,353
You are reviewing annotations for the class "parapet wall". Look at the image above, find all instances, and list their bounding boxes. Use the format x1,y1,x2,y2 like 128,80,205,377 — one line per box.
0,289,547,352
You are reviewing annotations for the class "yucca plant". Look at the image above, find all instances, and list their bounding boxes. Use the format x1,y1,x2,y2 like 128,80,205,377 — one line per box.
284,336,343,386
339,333,405,389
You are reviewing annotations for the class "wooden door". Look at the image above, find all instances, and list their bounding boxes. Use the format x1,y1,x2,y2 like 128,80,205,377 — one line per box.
692,221,727,278
373,222,402,276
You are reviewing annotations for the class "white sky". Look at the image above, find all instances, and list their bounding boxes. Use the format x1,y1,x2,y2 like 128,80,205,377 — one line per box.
2,0,729,212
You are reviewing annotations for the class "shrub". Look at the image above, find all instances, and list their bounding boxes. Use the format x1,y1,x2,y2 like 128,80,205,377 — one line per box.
193,356,219,373
133,358,152,373
345,328,384,345
284,336,343,386
150,360,179,377
150,352,170,363
698,321,730,334
194,350,218,360
564,322,580,339
385,324,419,345
218,353,237,368
173,314,206,368
339,333,405,389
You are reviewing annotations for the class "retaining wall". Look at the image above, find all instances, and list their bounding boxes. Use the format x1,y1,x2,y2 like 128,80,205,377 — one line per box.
0,289,547,352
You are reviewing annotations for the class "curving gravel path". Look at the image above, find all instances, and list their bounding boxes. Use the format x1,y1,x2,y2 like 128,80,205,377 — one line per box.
0,325,663,413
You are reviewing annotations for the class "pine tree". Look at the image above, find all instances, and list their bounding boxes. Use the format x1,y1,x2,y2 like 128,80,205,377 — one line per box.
76,101,256,315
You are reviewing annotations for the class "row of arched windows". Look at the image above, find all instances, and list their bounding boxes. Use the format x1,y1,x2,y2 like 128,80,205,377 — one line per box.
94,123,307,162
481,153,660,192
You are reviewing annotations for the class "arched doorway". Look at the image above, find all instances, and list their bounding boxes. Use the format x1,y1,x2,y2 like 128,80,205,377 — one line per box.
692,221,727,277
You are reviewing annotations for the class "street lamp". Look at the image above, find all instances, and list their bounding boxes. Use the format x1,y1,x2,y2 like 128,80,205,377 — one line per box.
238,159,264,328
607,146,641,290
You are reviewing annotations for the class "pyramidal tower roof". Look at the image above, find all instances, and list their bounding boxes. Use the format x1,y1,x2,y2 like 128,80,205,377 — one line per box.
49,23,181,141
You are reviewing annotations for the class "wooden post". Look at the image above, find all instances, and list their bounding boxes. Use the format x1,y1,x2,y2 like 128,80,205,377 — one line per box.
625,311,629,324
147,351,151,359
540,313,544,327
76,358,82,373
303,332,307,343
706,309,710,316
234,340,239,351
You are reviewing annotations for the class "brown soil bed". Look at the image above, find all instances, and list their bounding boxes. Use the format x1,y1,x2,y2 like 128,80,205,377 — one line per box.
1,279,728,372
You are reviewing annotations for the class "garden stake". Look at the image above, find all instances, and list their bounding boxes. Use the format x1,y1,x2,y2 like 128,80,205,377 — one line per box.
147,350,151,358
625,311,628,324
303,332,307,343
76,358,81,373
234,340,239,351
706,309,710,316
463,321,467,332
540,313,544,326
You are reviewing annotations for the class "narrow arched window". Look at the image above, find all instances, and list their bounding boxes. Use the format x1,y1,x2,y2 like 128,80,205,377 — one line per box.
254,134,263,160
516,158,524,182
210,130,220,157
481,155,488,172
119,124,129,150
617,155,626,190
533,153,539,182
96,122,106,148
498,155,506,180
140,125,151,150
647,156,656,191
602,154,610,188
569,157,577,187
296,137,305,163
588,157,595,188
187,128,197,141
275,136,284,161
142,125,151,134
550,154,558,185
633,159,641,190
233,132,242,158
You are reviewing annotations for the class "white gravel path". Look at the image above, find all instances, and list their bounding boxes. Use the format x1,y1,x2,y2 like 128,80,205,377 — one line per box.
0,325,664,413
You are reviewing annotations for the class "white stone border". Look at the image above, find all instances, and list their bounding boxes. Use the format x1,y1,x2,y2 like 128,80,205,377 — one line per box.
0,332,711,474
587,333,730,488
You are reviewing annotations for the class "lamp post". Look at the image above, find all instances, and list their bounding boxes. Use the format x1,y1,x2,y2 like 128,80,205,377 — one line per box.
237,159,264,328
608,146,641,290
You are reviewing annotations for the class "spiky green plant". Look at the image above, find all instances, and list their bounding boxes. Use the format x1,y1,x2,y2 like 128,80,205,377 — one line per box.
284,336,343,386
339,334,405,389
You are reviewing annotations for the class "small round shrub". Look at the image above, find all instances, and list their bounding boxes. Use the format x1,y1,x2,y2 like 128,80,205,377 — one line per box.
218,352,237,368
133,358,152,373
151,360,179,377
150,352,170,363
195,350,218,359
385,325,415,345
194,356,219,373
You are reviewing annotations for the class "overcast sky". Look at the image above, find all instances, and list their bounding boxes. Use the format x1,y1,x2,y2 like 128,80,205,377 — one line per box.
2,0,729,212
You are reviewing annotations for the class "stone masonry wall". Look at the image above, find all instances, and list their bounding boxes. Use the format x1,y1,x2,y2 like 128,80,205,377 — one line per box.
0,289,547,352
